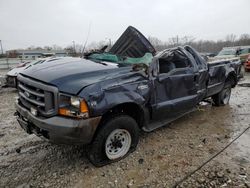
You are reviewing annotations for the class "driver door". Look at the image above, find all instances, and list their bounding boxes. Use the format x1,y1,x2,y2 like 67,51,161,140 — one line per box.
151,58,198,122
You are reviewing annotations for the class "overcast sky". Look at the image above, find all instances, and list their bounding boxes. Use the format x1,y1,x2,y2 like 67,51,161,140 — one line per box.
0,0,250,51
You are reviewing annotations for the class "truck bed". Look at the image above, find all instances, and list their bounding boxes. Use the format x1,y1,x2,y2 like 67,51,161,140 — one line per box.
206,57,241,97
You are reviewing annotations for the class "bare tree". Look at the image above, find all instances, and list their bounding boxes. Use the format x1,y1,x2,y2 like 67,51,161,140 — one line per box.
181,36,196,45
226,34,237,43
148,36,162,47
237,34,250,46
20,33,250,56
51,44,63,50
168,36,180,47
86,40,108,51
43,46,52,51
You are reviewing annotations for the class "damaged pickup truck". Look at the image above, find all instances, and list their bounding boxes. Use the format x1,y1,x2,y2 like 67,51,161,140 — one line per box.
15,26,241,166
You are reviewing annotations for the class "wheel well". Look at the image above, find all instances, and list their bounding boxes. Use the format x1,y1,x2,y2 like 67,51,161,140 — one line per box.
226,72,237,88
99,103,144,129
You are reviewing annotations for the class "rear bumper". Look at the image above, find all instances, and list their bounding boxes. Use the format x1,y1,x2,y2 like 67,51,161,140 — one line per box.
15,101,101,145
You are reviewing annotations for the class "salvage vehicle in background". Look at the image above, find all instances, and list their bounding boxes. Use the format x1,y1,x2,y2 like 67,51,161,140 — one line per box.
6,57,76,87
6,61,31,87
0,75,5,89
14,26,241,166
244,55,250,71
212,46,250,63
239,46,250,64
212,47,239,60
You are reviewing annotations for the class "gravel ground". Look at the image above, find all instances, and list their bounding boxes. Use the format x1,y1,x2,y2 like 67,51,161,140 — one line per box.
0,69,249,188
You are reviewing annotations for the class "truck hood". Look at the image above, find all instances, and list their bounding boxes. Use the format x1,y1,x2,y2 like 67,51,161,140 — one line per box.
20,26,154,95
20,58,127,94
109,26,156,57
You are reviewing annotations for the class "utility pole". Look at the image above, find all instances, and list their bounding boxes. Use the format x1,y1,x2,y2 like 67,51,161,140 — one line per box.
0,40,3,55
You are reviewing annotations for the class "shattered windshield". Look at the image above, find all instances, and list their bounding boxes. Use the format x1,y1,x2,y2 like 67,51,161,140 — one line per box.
88,52,154,66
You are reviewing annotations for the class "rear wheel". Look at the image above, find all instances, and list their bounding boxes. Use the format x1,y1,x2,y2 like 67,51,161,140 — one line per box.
87,115,139,167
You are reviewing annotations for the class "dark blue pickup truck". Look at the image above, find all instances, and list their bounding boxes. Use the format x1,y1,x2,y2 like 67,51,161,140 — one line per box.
15,26,241,166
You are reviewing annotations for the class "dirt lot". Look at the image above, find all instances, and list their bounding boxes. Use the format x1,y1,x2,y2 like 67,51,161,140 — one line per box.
0,69,250,188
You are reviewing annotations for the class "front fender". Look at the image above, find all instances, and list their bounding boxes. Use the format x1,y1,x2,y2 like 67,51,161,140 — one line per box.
79,79,151,117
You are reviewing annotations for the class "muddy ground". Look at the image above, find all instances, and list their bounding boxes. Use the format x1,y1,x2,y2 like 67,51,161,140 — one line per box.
0,69,250,188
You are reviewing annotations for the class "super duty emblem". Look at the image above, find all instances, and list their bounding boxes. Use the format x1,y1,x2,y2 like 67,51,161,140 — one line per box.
138,85,148,90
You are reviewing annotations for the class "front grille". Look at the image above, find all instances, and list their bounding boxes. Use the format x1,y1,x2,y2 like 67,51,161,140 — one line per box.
17,74,58,117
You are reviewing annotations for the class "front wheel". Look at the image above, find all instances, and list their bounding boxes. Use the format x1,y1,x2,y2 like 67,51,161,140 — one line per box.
212,86,231,106
87,115,139,167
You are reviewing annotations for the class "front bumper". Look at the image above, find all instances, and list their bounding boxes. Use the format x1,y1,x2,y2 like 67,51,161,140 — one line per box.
15,101,101,145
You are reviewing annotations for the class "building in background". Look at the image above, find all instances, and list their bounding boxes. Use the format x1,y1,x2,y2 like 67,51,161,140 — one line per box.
6,49,68,59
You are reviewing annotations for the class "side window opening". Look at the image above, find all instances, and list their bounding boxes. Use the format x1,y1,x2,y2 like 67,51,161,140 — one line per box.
159,59,176,73
159,50,190,74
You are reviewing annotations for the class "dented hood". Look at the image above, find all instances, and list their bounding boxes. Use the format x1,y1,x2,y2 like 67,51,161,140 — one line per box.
109,26,156,58
20,58,130,94
20,26,154,94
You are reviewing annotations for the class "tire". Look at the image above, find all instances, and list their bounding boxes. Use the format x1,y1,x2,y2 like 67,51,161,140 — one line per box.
212,86,231,106
87,115,139,167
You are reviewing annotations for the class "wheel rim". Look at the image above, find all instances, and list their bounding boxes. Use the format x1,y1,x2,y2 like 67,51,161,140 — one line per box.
105,129,131,160
223,88,231,104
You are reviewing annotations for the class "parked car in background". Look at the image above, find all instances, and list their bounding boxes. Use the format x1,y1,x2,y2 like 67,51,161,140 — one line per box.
6,57,75,88
0,75,6,89
212,47,239,60
6,61,32,87
212,46,250,63
244,55,250,72
239,46,250,64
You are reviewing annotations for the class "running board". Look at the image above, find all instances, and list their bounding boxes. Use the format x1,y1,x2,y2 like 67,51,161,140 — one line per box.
142,108,197,132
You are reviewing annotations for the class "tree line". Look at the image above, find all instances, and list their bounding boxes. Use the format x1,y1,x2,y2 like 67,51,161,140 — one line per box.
5,33,249,58
148,34,250,53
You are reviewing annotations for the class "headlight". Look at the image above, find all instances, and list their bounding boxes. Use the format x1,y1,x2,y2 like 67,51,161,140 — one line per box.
58,94,89,118
70,96,80,108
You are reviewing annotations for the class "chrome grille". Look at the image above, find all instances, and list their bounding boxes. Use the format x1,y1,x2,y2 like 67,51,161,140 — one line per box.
17,74,58,117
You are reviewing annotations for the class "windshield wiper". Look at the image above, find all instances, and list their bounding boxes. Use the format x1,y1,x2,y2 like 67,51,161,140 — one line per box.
91,60,108,66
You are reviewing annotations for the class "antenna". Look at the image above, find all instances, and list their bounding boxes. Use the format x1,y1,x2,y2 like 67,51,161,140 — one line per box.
81,22,92,57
